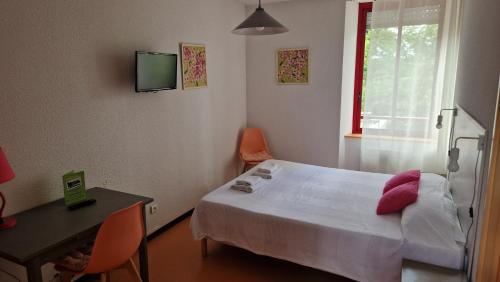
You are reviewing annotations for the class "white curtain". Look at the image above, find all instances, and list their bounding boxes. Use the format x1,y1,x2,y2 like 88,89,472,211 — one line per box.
360,0,462,174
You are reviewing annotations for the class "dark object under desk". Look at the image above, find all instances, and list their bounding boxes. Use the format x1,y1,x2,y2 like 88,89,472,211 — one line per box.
0,187,153,282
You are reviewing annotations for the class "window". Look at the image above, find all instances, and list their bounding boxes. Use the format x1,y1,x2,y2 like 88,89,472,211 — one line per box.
352,2,372,134
352,2,441,137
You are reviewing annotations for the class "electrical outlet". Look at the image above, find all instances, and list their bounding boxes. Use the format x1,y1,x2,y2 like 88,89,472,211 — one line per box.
102,179,110,187
150,204,159,215
102,175,112,187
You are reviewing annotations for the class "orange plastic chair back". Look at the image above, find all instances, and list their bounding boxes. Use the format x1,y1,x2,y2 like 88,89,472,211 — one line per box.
240,128,271,156
84,202,144,274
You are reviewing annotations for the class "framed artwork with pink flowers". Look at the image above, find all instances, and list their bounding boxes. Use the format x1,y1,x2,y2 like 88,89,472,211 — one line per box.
276,48,309,84
180,43,208,90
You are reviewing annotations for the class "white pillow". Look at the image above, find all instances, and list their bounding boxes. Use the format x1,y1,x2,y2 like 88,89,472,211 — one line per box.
401,174,465,248
418,173,453,199
401,174,465,269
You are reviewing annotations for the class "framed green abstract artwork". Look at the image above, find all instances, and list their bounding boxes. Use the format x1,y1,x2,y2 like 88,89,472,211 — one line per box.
276,48,309,84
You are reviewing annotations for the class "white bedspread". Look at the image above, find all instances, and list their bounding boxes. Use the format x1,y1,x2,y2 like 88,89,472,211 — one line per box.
191,160,403,282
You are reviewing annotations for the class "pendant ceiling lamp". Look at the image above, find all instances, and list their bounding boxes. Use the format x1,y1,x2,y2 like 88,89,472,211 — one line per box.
232,0,289,36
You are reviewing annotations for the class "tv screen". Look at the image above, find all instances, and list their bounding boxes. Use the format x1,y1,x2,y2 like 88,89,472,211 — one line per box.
135,51,177,92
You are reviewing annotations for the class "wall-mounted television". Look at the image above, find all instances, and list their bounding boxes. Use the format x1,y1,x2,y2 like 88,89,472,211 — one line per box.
135,51,177,93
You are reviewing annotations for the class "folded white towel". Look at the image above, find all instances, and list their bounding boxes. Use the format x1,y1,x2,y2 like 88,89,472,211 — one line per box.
252,172,272,179
236,175,263,186
231,184,255,193
257,162,279,174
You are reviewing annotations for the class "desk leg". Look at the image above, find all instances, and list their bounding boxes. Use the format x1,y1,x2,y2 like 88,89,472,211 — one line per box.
26,258,43,282
139,206,150,282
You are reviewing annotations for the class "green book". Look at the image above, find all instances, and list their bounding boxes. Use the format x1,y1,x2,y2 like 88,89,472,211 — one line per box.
62,170,87,206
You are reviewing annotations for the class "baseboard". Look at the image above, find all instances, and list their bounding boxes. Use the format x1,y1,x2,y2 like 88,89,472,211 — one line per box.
147,208,194,241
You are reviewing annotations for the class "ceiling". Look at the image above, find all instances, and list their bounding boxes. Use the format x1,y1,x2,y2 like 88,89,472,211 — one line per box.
237,0,343,6
237,0,295,5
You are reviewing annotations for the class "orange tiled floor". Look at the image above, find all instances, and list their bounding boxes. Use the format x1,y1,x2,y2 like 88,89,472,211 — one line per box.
107,216,352,282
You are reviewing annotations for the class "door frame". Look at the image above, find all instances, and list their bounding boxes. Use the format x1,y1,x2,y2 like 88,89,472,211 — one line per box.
476,82,500,281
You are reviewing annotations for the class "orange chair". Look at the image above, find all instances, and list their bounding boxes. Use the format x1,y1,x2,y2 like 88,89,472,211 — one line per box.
239,128,273,173
57,202,145,282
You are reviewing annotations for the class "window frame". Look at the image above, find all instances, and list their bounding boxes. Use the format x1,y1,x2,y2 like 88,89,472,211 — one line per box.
352,2,373,134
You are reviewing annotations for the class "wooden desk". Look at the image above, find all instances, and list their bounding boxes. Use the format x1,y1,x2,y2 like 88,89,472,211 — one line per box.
0,187,153,282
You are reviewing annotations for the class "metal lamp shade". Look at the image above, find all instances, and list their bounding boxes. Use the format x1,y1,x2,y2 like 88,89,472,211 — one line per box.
232,7,289,35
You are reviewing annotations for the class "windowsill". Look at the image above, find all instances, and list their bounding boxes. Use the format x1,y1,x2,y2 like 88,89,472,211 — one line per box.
345,133,362,139
344,133,436,143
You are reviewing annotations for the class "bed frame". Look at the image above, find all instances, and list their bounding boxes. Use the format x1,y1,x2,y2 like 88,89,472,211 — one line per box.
199,105,488,278
201,238,208,258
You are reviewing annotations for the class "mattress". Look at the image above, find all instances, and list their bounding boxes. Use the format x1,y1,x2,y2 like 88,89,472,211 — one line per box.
191,160,403,282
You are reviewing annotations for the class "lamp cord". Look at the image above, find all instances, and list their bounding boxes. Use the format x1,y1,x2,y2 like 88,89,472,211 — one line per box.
447,113,456,180
465,150,480,241
464,149,480,280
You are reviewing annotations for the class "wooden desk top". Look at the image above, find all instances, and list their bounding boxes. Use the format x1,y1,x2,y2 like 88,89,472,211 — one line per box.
0,187,153,264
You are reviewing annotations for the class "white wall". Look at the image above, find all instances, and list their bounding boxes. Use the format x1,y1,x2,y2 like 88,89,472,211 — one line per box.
454,1,500,132
453,0,500,278
338,1,362,170
0,0,246,280
246,0,346,168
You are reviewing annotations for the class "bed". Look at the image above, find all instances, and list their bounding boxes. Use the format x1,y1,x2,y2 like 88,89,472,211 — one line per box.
191,160,465,282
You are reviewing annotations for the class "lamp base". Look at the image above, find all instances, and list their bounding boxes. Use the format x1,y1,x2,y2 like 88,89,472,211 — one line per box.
0,217,16,230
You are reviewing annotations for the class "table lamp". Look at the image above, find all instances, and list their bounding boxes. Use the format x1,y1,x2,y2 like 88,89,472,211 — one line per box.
0,147,16,230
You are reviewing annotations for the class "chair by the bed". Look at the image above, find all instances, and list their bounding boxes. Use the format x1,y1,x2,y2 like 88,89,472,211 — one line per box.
239,128,273,173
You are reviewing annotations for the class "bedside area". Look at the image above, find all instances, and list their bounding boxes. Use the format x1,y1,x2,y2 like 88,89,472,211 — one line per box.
402,260,467,282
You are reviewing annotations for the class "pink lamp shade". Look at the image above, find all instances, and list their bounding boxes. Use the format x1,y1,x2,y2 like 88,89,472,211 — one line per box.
0,148,15,184
0,147,16,230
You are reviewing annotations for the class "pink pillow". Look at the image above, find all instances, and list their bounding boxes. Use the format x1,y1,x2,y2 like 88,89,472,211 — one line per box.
377,181,419,215
383,170,421,194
